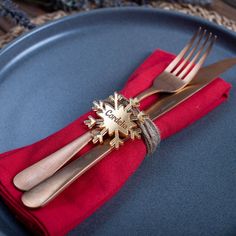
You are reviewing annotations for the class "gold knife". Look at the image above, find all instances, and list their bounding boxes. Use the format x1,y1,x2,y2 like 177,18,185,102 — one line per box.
21,58,236,208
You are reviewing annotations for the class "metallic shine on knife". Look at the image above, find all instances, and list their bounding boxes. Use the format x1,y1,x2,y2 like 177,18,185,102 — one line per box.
21,58,236,208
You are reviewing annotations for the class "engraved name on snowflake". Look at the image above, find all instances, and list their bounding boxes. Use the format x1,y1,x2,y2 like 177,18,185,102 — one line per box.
84,92,147,149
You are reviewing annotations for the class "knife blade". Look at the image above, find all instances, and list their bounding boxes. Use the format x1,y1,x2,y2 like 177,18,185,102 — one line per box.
148,57,236,120
21,58,236,208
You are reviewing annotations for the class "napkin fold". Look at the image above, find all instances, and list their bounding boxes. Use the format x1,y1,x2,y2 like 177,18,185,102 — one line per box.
0,50,231,235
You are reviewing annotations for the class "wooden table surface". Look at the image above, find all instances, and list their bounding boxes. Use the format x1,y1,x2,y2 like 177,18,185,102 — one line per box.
0,0,236,37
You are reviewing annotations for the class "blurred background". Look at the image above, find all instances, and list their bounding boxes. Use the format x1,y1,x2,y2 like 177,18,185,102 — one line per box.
0,0,236,49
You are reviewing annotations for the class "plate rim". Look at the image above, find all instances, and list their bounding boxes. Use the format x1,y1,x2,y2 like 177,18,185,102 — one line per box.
0,7,235,59
0,6,236,235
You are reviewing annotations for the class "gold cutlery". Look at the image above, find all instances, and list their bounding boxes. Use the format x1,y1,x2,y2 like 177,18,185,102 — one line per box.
20,57,236,208
14,28,216,191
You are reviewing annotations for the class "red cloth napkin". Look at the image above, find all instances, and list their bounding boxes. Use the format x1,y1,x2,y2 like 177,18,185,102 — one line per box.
0,50,231,235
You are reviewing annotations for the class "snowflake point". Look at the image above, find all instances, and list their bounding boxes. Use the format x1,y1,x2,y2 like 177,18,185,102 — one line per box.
84,115,96,128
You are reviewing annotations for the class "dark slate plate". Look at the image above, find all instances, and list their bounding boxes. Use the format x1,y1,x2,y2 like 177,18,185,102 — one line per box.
0,8,235,236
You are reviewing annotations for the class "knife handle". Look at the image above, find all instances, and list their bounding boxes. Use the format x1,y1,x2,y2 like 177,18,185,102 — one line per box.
21,142,113,208
13,131,92,191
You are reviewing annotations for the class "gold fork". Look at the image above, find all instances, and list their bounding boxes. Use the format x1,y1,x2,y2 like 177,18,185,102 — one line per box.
13,27,216,191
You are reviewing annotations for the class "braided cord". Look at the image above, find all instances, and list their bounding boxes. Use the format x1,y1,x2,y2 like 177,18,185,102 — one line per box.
0,0,35,29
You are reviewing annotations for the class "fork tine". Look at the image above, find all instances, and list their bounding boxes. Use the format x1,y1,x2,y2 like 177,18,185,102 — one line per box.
182,35,217,84
165,27,202,73
178,31,213,80
172,29,207,76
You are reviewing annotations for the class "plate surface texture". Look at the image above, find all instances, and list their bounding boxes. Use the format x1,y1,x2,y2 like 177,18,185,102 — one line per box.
0,8,235,236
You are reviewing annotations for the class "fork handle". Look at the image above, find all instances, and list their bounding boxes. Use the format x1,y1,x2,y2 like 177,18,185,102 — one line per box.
13,131,92,191
21,142,113,208
136,86,158,102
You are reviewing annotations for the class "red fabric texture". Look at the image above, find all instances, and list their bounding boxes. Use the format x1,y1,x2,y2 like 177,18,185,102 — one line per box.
0,50,231,235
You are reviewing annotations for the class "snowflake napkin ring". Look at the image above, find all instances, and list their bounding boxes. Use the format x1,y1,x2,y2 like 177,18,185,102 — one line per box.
84,92,148,149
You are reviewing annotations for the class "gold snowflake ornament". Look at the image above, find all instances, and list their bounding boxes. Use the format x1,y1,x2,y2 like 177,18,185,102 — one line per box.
84,92,147,149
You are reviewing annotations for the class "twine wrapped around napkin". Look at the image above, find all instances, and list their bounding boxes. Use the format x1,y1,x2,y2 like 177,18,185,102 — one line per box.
0,50,231,235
